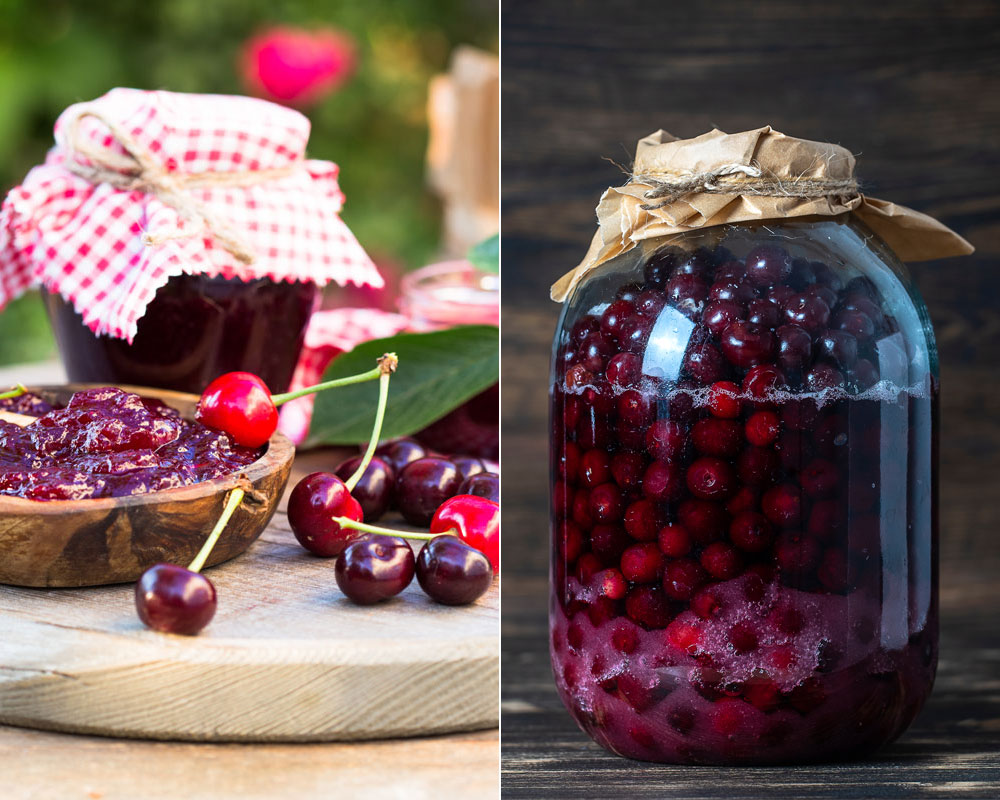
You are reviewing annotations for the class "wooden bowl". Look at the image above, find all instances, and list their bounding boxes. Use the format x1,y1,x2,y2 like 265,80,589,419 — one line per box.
0,384,294,588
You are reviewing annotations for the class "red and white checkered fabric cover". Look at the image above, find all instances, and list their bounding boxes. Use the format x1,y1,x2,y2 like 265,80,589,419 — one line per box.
277,307,410,444
0,88,382,341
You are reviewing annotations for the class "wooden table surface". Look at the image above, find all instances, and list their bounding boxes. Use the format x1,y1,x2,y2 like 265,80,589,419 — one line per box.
0,361,499,799
500,1,1000,796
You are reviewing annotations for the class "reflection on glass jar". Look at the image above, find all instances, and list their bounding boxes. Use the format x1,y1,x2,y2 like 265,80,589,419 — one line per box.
549,216,937,764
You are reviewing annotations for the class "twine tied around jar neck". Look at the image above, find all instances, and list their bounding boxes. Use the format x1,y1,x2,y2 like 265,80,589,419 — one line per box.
633,162,861,210
59,105,300,265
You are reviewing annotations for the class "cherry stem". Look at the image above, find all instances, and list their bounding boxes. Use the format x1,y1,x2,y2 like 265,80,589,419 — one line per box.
270,352,398,408
187,487,245,573
344,355,397,491
0,383,27,401
332,516,457,542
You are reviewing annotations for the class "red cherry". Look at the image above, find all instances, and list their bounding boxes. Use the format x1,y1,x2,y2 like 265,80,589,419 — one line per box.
745,410,781,446
708,381,742,418
135,563,217,635
197,372,278,448
430,495,500,572
287,472,364,557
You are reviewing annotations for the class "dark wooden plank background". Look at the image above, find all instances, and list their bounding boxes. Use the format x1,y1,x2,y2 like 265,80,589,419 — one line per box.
499,1,1000,796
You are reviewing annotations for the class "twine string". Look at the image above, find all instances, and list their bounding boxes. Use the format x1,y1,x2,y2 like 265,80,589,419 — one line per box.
60,105,300,265
634,161,859,210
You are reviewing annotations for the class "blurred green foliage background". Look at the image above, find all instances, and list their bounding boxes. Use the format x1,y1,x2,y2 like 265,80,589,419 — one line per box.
0,0,496,365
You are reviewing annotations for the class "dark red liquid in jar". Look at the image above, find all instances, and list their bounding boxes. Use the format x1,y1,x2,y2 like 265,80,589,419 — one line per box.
43,274,319,394
549,219,938,764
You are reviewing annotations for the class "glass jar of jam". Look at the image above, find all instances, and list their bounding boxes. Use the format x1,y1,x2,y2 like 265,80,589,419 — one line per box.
401,260,499,460
549,215,938,764
43,274,319,395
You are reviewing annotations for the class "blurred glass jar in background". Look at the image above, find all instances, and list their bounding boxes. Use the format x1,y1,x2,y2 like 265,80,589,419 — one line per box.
401,260,499,460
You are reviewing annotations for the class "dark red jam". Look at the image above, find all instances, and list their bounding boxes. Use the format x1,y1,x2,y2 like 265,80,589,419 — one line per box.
550,224,938,764
0,387,261,501
43,274,319,395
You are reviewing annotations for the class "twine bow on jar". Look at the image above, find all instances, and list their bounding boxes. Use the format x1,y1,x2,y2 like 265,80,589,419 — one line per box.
59,105,300,266
635,162,861,210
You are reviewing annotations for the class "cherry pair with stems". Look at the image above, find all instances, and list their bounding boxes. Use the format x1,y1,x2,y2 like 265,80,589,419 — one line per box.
137,353,498,634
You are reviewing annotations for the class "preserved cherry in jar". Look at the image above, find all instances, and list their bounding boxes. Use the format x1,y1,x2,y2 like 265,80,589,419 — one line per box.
549,128,973,764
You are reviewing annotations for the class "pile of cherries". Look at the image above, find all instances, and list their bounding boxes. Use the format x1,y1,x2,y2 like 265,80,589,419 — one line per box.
550,241,933,762
287,436,499,606
134,358,499,635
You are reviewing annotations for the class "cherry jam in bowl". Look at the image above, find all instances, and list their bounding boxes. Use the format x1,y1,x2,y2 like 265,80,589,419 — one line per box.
550,216,938,764
0,384,294,588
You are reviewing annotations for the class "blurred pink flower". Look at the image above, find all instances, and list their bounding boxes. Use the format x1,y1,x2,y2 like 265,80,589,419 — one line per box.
241,26,357,106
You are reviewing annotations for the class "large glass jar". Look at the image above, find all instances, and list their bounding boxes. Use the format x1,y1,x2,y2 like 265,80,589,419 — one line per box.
549,215,937,764
43,274,319,395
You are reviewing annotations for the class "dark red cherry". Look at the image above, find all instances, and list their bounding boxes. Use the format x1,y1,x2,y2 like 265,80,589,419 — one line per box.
677,498,728,543
816,330,858,369
416,534,493,605
451,455,486,485
396,457,463,526
665,273,708,315
375,438,427,477
611,451,647,492
833,309,875,342
745,410,780,446
615,282,644,303
578,332,613,372
580,449,611,488
620,542,664,583
703,300,746,337
746,299,779,328
644,248,683,289
646,419,688,461
570,316,601,347
744,245,792,286
742,364,786,400
334,456,395,522
782,293,831,334
600,300,635,342
662,558,707,600
459,472,499,504
720,322,775,368
804,364,845,391
625,585,672,629
589,482,623,522
700,541,743,580
729,511,774,553
617,389,654,427
636,290,666,318
692,417,742,457
762,483,805,528
335,534,415,605
618,314,654,353
606,352,642,388
288,472,364,557
683,339,726,384
658,523,692,557
624,499,666,542
776,324,813,374
686,457,736,500
135,563,217,635
642,461,685,502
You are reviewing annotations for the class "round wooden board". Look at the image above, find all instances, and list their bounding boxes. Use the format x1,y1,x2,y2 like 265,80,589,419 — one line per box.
0,452,499,742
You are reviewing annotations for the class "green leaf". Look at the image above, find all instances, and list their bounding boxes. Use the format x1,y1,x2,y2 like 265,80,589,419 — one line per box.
467,234,499,273
306,325,498,446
